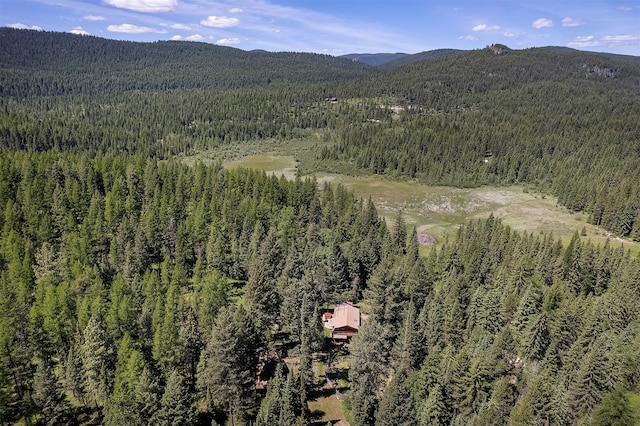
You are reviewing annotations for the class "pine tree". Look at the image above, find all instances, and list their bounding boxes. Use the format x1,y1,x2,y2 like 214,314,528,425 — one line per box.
80,314,113,410
460,359,491,416
32,358,70,426
132,367,161,426
106,333,145,426
63,337,85,405
392,210,407,255
375,370,417,426
154,369,196,426
244,228,283,335
419,384,449,426
256,364,301,426
567,335,617,421
590,384,640,426
197,305,257,425
349,318,389,426
523,312,550,361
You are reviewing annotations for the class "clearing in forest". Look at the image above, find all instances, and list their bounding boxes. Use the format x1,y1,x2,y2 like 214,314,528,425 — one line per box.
307,353,350,426
209,153,640,254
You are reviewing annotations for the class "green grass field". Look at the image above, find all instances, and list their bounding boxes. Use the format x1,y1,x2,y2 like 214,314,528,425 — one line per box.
195,150,640,255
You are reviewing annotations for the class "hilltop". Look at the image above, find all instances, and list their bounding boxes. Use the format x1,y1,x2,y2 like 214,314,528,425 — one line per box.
340,52,410,66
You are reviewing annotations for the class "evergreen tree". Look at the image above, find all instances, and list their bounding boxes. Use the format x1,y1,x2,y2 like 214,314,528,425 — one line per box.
132,367,161,426
63,338,86,405
32,358,70,426
418,384,449,426
349,318,389,426
375,370,417,426
590,384,640,426
256,364,301,426
106,333,146,426
154,369,196,426
567,335,617,421
80,314,113,410
392,210,407,255
244,229,284,335
197,305,257,425
523,312,551,361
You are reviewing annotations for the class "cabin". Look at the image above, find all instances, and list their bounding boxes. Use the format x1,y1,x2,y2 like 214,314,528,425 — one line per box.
329,302,360,342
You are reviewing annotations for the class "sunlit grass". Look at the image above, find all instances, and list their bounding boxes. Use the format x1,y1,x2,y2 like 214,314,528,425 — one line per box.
184,148,640,255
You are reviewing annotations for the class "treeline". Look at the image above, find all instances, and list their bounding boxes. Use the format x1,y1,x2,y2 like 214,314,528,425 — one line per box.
0,150,392,425
0,28,376,97
0,87,389,157
349,215,640,425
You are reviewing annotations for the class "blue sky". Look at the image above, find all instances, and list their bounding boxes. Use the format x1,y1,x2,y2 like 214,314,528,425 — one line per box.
2,0,639,55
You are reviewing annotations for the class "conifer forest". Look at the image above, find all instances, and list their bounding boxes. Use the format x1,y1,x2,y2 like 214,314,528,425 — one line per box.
1,28,640,425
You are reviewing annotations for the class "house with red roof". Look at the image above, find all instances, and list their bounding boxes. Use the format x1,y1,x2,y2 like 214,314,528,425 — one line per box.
327,302,360,342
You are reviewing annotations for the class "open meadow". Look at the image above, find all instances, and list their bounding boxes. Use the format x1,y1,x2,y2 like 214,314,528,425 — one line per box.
211,150,640,255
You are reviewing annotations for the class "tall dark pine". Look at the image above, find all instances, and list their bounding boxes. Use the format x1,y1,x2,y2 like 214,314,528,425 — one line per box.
244,229,283,334
197,305,257,425
32,358,70,426
154,369,196,426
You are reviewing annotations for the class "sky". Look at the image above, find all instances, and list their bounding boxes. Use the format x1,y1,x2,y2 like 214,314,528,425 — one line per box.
2,0,640,56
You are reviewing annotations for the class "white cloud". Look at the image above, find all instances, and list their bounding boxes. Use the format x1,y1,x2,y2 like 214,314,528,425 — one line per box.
170,23,191,30
229,8,243,13
103,0,177,13
503,32,515,37
457,35,478,41
8,23,43,31
562,17,585,27
532,18,553,29
618,6,632,12
201,16,239,28
217,37,240,45
107,23,167,33
186,34,204,41
83,15,105,21
472,24,501,32
171,35,182,40
602,34,640,45
568,35,599,48
69,26,90,36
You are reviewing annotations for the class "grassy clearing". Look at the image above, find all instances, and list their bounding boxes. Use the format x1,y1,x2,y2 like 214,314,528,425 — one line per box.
312,173,640,253
189,151,640,255
308,351,350,426
180,134,323,169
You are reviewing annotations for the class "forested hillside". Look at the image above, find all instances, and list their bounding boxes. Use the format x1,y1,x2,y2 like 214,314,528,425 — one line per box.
0,28,376,96
1,28,640,426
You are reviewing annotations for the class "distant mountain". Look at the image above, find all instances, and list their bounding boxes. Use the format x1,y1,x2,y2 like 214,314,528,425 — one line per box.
380,48,464,68
341,49,464,67
341,53,410,66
